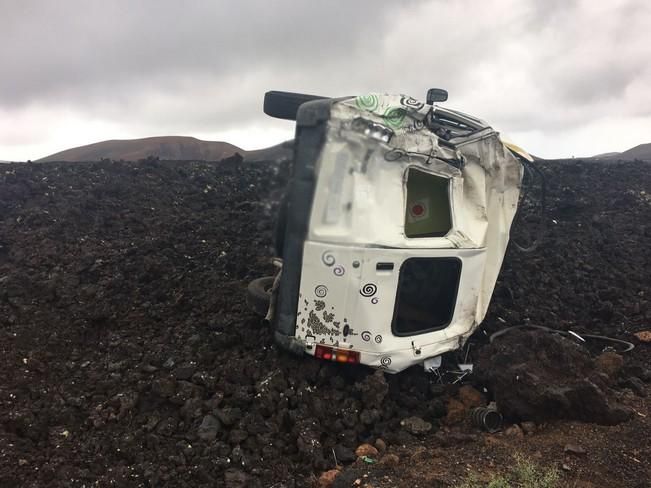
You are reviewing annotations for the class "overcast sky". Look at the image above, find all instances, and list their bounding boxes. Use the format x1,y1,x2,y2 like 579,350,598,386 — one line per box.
1,0,650,161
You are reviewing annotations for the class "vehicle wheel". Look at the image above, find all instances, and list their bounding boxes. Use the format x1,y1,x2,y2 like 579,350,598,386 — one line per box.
246,276,274,316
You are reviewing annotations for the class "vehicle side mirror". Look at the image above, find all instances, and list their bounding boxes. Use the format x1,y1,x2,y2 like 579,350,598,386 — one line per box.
427,88,448,104
264,91,328,120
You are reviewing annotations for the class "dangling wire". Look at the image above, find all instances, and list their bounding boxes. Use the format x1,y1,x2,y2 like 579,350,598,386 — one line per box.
513,159,546,253
489,324,634,353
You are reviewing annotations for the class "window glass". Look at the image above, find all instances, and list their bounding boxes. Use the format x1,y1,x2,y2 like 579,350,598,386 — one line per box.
392,257,461,335
404,168,451,238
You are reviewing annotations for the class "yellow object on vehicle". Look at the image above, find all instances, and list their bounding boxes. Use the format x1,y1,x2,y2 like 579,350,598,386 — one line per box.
502,140,534,162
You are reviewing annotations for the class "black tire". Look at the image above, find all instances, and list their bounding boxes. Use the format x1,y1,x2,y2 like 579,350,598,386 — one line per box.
264,91,329,120
246,276,274,316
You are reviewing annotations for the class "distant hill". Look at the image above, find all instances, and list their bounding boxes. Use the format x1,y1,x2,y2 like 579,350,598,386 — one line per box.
243,140,293,163
619,143,651,160
593,143,651,161
592,151,621,159
38,136,243,162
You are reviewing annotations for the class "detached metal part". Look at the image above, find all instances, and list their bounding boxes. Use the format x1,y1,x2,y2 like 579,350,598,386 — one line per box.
271,93,525,373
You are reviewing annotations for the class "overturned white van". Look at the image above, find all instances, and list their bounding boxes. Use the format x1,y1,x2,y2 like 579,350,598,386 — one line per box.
248,90,532,373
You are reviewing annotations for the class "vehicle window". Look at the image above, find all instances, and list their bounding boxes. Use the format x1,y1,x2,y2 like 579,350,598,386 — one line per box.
404,168,452,238
392,257,461,336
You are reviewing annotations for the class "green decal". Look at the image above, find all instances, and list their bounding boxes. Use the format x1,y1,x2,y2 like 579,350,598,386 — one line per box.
355,94,379,112
382,107,406,129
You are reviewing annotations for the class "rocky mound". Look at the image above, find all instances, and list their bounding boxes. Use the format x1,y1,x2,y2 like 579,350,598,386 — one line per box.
475,329,632,425
0,157,649,486
0,157,452,487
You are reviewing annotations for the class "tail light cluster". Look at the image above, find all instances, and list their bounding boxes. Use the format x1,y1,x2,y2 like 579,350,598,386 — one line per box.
314,345,360,364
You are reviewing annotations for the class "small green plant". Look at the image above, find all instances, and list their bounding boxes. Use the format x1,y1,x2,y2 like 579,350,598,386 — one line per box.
457,454,560,488
458,473,510,488
486,478,511,488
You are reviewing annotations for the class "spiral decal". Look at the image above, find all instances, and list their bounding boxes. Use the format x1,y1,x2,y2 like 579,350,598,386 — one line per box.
380,356,392,367
333,265,345,277
314,285,328,298
321,251,335,267
371,297,379,305
355,94,379,112
413,119,425,130
361,331,371,342
374,335,383,344
382,107,407,129
360,283,377,298
400,96,424,111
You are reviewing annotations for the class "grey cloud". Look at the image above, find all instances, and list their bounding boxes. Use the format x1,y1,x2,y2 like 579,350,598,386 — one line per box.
1,0,650,160
0,1,406,107
448,0,651,132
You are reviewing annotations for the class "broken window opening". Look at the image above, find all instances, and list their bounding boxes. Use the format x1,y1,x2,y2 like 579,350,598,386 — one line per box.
404,168,452,238
392,257,461,336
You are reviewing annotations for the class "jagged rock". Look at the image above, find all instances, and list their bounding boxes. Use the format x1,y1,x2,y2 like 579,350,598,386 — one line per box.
457,385,485,408
400,416,432,435
317,469,340,488
334,445,356,463
379,453,399,467
564,444,587,456
594,352,624,379
445,398,467,425
354,443,379,459
374,438,386,453
504,424,524,437
197,415,221,441
475,330,633,425
355,370,389,407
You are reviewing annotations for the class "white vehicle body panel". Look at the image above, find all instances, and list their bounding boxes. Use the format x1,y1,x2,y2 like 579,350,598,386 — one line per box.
291,94,524,372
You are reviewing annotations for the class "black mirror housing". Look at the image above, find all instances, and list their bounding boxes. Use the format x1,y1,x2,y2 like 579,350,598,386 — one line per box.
427,88,448,104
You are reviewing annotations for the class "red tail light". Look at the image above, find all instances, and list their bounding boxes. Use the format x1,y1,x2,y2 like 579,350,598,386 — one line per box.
315,345,360,364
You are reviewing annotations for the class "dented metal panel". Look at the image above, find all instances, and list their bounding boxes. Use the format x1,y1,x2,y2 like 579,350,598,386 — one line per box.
290,93,524,372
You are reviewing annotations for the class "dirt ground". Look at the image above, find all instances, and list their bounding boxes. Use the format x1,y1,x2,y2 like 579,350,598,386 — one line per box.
0,156,650,487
